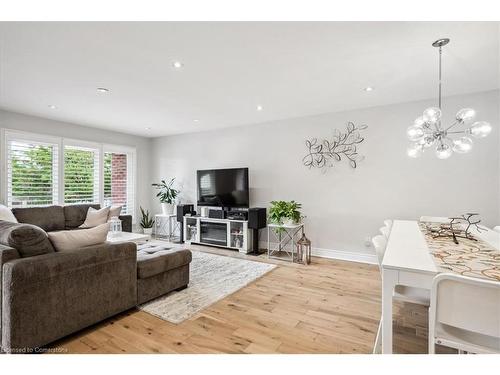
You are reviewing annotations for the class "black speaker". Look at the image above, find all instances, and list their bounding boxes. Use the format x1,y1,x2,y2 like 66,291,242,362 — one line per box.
248,207,267,229
176,204,194,244
177,204,194,222
248,207,267,255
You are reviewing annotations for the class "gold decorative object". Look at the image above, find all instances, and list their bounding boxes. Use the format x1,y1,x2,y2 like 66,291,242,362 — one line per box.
296,233,312,265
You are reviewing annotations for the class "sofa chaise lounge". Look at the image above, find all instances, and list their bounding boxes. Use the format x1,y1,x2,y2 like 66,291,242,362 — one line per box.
0,204,191,353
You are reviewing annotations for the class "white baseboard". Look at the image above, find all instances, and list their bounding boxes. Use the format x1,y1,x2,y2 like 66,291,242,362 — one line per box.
258,241,377,265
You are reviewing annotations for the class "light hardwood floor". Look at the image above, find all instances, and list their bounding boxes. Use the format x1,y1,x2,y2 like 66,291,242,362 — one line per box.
51,245,450,354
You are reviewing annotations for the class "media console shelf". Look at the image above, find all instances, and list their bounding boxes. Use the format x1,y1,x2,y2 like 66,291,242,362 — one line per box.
183,216,252,253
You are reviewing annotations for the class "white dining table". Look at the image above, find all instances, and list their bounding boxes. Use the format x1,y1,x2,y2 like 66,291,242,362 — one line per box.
380,219,500,354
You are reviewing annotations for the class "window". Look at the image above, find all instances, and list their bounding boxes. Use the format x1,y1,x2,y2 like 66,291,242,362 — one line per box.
103,147,135,216
64,144,100,204
2,130,136,218
5,133,59,208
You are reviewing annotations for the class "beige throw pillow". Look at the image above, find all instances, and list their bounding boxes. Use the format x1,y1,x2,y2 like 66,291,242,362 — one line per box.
0,204,18,223
108,205,122,221
79,206,110,228
48,223,110,252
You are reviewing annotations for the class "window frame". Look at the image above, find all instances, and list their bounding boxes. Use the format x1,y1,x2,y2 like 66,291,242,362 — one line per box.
1,128,137,220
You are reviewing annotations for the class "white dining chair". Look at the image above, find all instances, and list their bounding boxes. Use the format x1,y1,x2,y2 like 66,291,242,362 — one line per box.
429,273,500,354
383,219,393,229
419,216,451,224
379,225,390,239
372,235,387,265
493,226,500,233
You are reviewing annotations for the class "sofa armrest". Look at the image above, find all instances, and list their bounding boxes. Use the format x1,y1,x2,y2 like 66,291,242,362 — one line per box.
118,215,132,232
0,244,20,269
0,244,20,351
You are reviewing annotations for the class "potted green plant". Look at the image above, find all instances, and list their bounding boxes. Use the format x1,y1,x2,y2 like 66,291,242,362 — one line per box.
140,206,155,235
152,178,180,215
268,200,302,226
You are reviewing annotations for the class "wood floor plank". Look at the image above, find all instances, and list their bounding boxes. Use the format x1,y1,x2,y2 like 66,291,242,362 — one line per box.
48,244,448,354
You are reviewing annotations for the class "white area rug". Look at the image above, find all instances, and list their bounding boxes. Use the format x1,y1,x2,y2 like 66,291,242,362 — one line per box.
139,250,276,324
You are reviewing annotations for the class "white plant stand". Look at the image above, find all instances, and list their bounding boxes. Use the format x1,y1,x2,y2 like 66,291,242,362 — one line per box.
154,213,179,241
267,223,305,262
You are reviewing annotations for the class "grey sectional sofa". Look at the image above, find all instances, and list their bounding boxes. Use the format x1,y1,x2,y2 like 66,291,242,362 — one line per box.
0,204,191,353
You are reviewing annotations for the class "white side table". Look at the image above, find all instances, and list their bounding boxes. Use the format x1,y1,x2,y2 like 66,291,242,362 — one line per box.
154,214,179,240
267,223,305,262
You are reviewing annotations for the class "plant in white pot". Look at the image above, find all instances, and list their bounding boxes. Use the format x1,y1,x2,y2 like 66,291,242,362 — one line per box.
152,178,180,215
140,206,155,235
268,200,303,228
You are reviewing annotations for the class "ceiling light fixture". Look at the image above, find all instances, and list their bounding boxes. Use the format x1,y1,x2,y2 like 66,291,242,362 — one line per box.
364,87,374,92
406,38,491,159
97,87,110,93
256,105,263,111
193,119,200,123
145,127,152,130
172,61,183,69
48,105,57,109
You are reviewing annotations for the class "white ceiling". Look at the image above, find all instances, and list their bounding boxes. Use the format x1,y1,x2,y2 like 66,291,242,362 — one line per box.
0,22,498,137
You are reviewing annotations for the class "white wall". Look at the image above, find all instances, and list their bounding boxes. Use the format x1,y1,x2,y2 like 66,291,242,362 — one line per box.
0,109,153,216
151,90,499,258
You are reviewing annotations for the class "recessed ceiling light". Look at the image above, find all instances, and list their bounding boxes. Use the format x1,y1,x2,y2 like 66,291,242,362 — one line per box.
145,127,152,130
193,119,200,123
256,105,263,111
364,87,374,92
97,87,110,93
48,104,57,109
172,61,183,69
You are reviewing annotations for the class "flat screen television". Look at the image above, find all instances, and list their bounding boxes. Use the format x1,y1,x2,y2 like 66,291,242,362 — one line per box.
197,167,249,208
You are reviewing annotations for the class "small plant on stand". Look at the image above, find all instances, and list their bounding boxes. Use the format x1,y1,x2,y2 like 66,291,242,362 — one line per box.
268,200,303,234
152,178,180,215
140,206,155,235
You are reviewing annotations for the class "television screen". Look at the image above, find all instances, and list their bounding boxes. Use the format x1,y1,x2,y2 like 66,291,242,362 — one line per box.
197,168,249,208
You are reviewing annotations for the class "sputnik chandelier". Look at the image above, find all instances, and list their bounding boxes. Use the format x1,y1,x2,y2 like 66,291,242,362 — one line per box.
407,38,492,159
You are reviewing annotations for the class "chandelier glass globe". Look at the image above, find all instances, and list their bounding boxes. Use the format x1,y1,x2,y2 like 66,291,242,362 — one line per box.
423,107,441,125
414,116,426,127
406,38,491,159
418,134,436,148
435,143,453,159
407,125,425,141
407,143,423,158
467,121,492,138
456,108,476,123
452,137,473,154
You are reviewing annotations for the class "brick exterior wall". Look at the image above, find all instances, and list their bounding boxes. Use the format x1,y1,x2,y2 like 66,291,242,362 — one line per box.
111,153,127,205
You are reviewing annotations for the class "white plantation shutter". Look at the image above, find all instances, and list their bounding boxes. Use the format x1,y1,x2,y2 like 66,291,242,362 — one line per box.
64,144,100,204
103,147,135,216
6,133,59,207
3,130,136,218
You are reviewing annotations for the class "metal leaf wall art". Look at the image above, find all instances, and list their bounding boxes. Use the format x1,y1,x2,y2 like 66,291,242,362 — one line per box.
303,122,368,171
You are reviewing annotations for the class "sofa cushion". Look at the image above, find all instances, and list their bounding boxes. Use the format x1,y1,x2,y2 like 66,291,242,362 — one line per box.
0,204,18,223
64,203,101,229
108,205,122,221
48,223,110,252
79,206,110,229
136,245,192,279
12,205,65,232
0,220,55,258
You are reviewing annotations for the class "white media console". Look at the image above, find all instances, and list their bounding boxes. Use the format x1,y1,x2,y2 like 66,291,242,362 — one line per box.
183,216,252,254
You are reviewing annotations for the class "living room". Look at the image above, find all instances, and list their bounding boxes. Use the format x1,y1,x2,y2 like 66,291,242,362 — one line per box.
0,1,499,373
